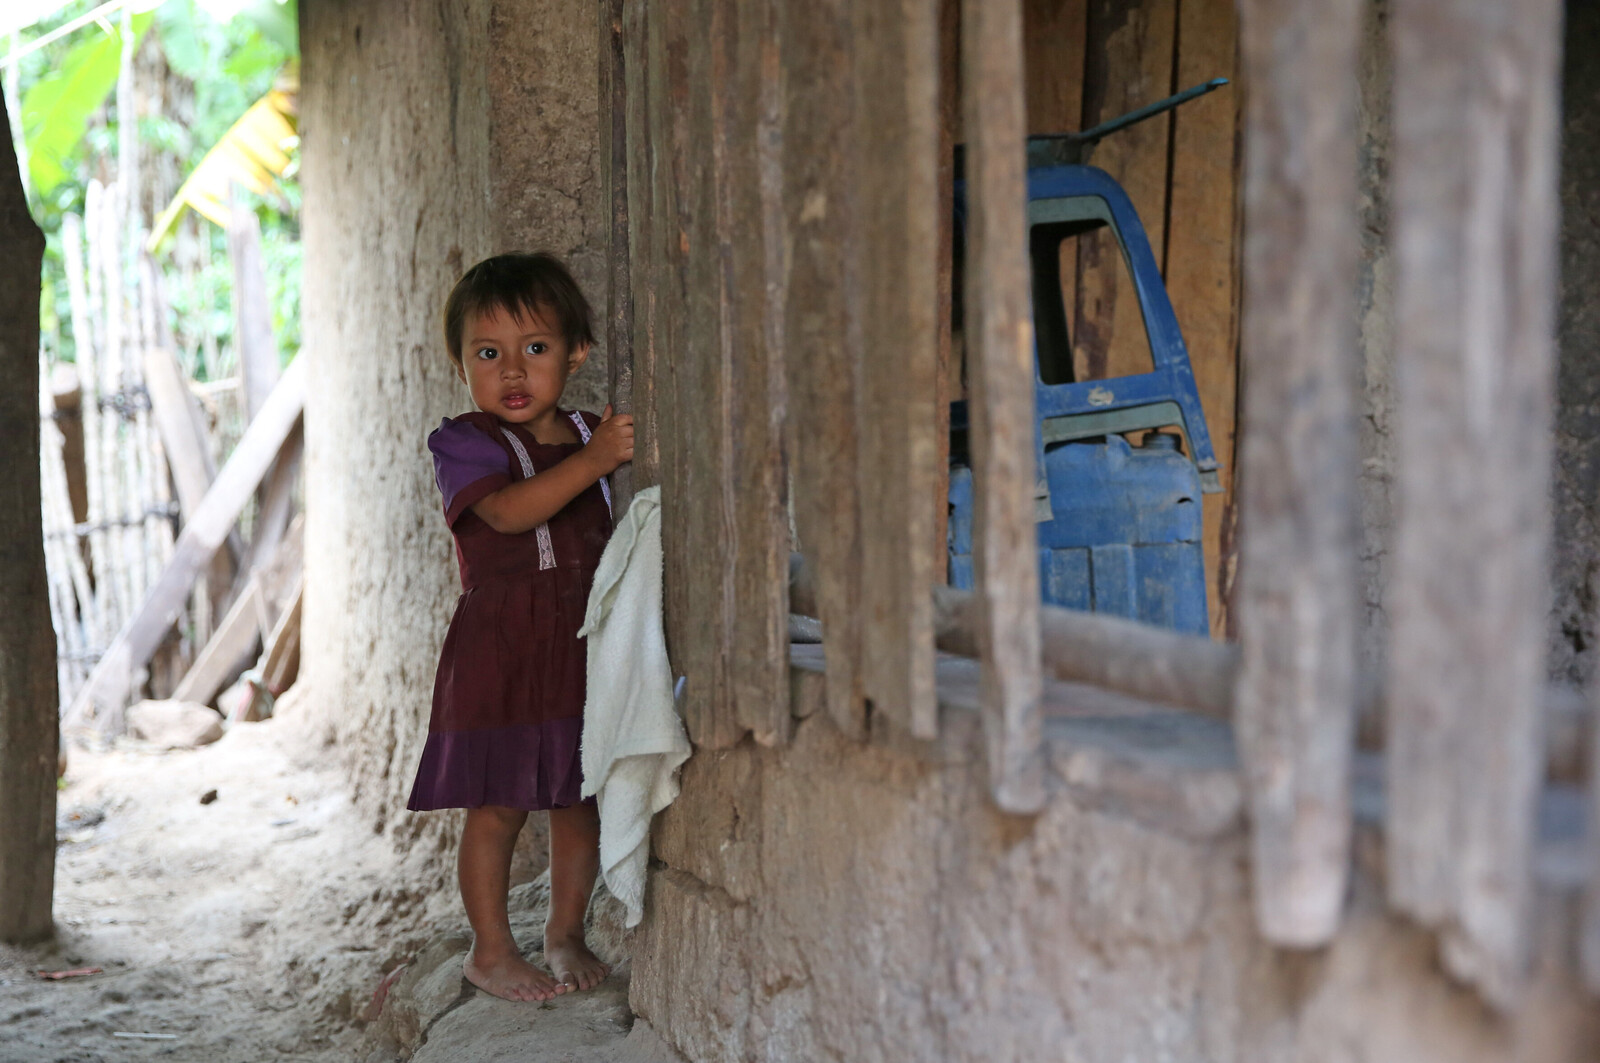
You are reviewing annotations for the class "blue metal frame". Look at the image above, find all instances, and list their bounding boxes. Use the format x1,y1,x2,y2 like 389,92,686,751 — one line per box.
951,164,1220,490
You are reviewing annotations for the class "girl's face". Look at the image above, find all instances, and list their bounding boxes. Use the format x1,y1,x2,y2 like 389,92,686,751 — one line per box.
457,303,589,425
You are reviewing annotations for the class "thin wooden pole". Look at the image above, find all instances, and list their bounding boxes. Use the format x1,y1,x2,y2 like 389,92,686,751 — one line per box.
960,0,1044,813
1233,0,1363,948
1386,0,1562,1007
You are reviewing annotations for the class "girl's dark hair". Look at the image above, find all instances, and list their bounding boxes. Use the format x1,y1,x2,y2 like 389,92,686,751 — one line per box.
442,252,596,368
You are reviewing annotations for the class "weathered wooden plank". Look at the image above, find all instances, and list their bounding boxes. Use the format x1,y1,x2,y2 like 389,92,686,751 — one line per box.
226,205,280,423
721,0,791,745
66,356,307,731
935,0,959,570
1074,0,1175,383
673,0,740,749
142,345,217,520
600,0,634,514
624,0,659,489
1165,0,1240,638
1233,0,1361,948
1023,0,1088,135
853,0,942,740
961,0,1044,812
258,574,303,695
1386,0,1561,1007
781,0,867,738
172,574,263,706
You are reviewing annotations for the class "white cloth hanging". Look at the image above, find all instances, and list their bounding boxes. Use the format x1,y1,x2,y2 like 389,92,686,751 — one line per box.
578,485,690,928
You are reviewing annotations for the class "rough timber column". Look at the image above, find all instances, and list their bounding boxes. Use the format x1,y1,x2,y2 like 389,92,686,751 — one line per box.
0,86,57,944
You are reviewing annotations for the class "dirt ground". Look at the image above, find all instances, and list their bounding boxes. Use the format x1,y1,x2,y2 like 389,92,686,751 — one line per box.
0,712,647,1063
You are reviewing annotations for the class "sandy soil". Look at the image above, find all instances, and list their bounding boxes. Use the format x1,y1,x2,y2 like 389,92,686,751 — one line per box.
0,716,460,1063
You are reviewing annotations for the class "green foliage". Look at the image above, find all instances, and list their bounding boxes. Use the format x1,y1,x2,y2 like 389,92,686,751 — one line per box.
19,13,152,197
17,0,302,376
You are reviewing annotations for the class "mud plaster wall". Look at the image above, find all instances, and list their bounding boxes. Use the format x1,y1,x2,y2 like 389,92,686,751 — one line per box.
632,696,1600,1063
297,0,605,875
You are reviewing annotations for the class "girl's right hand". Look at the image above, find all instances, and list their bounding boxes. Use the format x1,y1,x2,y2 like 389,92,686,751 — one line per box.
584,404,635,475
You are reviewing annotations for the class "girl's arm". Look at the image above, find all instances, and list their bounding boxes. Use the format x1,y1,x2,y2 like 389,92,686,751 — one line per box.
470,409,633,534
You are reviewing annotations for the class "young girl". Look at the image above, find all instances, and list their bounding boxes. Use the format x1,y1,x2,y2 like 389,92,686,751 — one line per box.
406,252,633,1003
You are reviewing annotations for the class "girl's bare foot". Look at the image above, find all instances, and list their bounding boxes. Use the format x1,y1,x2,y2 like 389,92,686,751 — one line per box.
464,947,561,1002
544,932,609,992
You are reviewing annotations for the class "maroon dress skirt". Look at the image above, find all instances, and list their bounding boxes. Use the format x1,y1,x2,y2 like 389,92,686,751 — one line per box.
406,409,613,812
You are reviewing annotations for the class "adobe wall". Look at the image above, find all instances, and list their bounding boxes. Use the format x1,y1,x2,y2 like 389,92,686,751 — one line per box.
629,668,1600,1063
297,0,605,872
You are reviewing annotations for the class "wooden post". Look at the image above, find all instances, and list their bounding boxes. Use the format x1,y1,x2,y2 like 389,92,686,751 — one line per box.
599,0,634,515
623,0,659,489
1233,0,1362,949
961,0,1044,812
854,0,942,740
0,86,57,944
721,0,791,745
1386,0,1561,1006
781,0,869,738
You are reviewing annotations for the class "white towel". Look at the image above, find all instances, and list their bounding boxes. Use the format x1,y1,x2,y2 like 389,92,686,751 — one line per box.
578,485,690,927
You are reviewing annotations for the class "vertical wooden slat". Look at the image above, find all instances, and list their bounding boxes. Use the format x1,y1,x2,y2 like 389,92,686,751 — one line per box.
599,0,634,514
1386,0,1561,1006
962,0,1045,813
781,0,867,738
1165,0,1240,639
649,0,694,733
853,0,942,740
624,0,659,490
1073,0,1175,383
1233,0,1361,947
722,0,791,745
666,0,744,749
935,0,960,563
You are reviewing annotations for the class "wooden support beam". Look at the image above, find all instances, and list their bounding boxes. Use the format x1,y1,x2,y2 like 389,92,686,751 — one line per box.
599,0,634,515
142,344,217,519
960,0,1044,812
0,85,56,944
781,0,868,738
854,0,943,741
622,0,659,490
67,356,307,731
721,0,791,746
1233,0,1362,949
1386,0,1561,1007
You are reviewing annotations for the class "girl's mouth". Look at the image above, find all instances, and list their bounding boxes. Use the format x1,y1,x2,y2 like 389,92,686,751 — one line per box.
502,394,531,409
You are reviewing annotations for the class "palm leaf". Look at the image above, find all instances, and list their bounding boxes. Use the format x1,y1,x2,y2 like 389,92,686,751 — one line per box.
20,12,153,197
147,61,296,250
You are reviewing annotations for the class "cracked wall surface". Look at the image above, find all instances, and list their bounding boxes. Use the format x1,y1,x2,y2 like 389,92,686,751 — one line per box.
631,696,1600,1063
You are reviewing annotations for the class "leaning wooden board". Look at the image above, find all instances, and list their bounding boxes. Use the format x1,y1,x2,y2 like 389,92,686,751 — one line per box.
66,356,306,731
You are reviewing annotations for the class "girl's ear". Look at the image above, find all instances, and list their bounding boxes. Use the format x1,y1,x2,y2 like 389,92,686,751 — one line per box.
453,359,467,385
567,341,592,374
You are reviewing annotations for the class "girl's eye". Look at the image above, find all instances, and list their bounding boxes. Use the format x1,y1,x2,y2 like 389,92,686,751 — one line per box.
475,347,497,360
524,342,547,355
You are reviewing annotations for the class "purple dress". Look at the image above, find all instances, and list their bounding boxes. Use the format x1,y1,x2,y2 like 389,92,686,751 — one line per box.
406,409,613,812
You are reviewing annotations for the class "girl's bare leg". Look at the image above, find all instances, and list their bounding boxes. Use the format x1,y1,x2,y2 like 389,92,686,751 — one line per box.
544,802,609,992
460,805,559,1002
